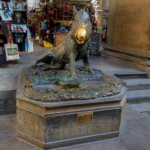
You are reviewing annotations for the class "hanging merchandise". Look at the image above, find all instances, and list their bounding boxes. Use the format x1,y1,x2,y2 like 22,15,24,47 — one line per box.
4,21,20,61
0,0,12,21
27,39,34,52
4,43,20,61
0,10,12,21
11,24,27,33
14,33,24,43
25,37,28,52
12,0,27,11
1,1,9,10
7,1,12,11
0,0,29,63
13,32,26,52
11,7,27,53
26,29,34,53
12,11,27,24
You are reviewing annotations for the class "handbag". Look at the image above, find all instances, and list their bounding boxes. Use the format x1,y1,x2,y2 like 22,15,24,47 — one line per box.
27,38,34,53
26,29,34,53
4,43,20,61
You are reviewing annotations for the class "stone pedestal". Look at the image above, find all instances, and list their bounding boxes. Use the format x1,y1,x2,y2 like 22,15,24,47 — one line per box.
16,80,126,149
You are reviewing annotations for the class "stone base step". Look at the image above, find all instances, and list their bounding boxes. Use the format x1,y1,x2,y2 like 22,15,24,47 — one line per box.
115,72,148,79
0,90,16,115
127,90,150,103
0,107,16,115
125,79,150,91
130,103,150,116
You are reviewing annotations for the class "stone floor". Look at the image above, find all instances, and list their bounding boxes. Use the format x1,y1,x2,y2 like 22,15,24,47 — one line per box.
0,46,150,150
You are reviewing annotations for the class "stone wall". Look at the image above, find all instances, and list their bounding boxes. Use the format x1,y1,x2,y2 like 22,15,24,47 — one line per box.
106,0,150,70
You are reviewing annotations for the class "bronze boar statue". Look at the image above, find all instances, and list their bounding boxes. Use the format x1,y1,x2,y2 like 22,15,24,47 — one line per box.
33,9,92,79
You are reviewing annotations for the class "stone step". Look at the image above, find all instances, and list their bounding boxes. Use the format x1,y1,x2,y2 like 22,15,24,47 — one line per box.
115,72,148,79
127,89,150,104
0,100,16,115
125,79,150,91
130,103,150,117
0,90,16,115
0,106,16,115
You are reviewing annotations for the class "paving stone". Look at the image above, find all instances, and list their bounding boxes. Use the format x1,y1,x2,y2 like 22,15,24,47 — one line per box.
127,90,150,103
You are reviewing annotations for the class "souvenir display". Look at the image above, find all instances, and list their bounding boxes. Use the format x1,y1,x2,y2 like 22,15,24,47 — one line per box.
1,1,9,10
27,0,96,48
14,33,25,43
0,0,29,63
12,11,27,24
49,2,73,20
27,38,34,53
11,1,27,53
7,1,12,11
0,0,12,21
13,32,26,52
0,10,12,21
12,0,27,11
11,24,27,33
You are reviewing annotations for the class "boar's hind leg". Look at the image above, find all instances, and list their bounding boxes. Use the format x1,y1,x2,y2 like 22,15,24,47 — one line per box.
34,55,53,67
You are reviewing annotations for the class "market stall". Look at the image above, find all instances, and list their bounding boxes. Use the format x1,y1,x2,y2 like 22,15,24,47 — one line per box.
27,0,102,56
27,0,95,48
0,0,32,64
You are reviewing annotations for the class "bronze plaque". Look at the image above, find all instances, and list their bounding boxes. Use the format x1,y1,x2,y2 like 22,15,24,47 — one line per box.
76,112,93,125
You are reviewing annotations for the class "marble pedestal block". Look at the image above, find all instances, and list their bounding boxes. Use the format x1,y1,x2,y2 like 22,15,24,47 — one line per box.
16,85,126,149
